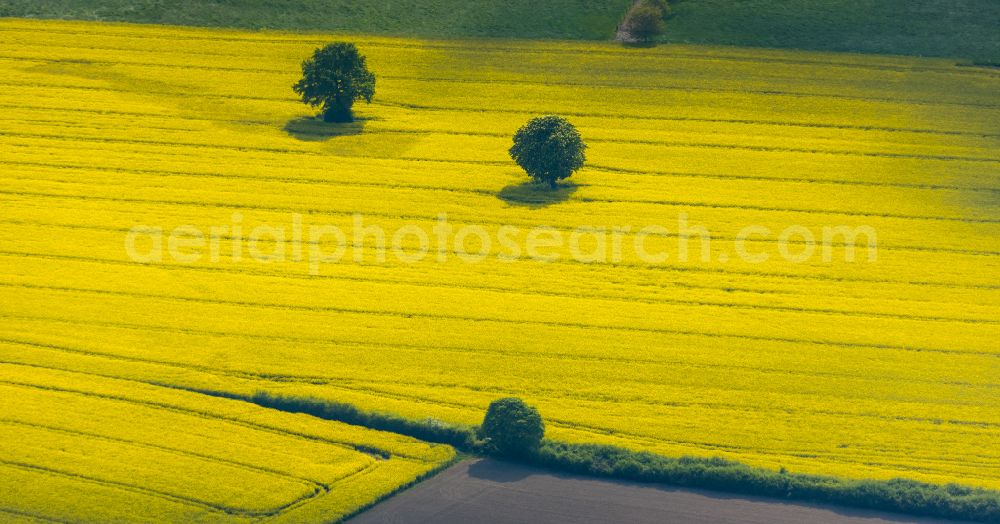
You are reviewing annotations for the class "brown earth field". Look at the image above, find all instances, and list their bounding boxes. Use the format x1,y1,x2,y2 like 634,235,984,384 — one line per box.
349,459,965,524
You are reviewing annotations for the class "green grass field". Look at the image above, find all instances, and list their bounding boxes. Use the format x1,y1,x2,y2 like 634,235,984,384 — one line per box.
663,0,1000,63
3,0,998,61
0,0,634,39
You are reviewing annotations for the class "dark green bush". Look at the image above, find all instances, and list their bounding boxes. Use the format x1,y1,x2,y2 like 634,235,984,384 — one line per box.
293,42,376,123
509,115,586,189
623,4,667,42
478,397,545,457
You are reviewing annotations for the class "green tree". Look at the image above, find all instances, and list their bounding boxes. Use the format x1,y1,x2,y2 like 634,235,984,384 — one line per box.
479,397,545,457
293,42,375,123
509,115,587,189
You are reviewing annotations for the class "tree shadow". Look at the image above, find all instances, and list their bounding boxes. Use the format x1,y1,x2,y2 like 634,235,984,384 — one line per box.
466,459,535,483
283,115,367,142
497,181,577,209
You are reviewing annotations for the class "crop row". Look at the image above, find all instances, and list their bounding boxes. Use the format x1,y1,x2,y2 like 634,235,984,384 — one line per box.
0,361,453,522
0,19,996,496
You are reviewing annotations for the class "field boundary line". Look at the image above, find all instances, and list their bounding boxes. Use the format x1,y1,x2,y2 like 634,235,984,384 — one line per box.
0,507,70,524
4,42,1000,108
0,460,258,516
4,358,994,483
6,167,999,229
0,369,437,462
4,335,997,424
3,99,999,141
5,176,1000,228
0,418,330,490
3,352,996,484
2,23,998,76
8,132,999,196
0,318,994,400
1,329,995,408
6,123,1000,166
3,295,996,357
4,280,999,334
322,373,1000,431
376,74,1000,109
5,247,995,311
0,378,393,461
2,250,998,324
260,382,1000,484
5,81,1000,141
4,229,998,290
5,213,999,268
8,113,999,161
12,349,998,443
5,154,1000,195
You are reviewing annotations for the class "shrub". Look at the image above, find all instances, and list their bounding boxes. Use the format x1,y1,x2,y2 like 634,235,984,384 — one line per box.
508,115,587,189
623,4,667,42
478,397,545,457
293,42,376,123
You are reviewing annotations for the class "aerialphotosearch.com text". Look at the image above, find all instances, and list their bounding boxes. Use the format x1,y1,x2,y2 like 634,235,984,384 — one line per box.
125,213,878,275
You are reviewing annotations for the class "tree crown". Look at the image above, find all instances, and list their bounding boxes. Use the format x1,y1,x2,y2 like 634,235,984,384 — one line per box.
624,4,667,42
293,42,375,122
478,397,545,457
509,115,586,188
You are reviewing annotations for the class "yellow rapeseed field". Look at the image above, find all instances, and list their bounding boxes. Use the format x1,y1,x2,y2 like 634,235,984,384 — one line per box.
0,18,998,518
0,362,453,522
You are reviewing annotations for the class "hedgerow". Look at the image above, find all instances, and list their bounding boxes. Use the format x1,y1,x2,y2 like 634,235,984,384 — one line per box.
249,392,1000,523
530,440,1000,523
250,391,477,449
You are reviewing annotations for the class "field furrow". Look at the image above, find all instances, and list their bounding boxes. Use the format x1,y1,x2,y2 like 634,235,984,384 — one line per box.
0,20,997,518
